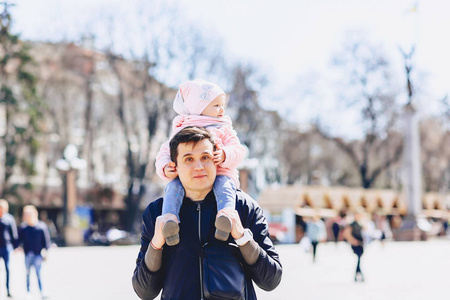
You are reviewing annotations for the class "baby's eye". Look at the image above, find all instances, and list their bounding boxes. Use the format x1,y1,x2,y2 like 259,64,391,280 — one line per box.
185,157,193,162
202,155,211,160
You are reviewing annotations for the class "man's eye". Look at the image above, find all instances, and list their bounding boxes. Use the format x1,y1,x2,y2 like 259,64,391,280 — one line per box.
185,157,193,162
202,156,211,160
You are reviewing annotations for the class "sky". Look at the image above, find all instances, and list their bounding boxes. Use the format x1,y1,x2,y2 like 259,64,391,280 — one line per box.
10,0,450,137
175,0,449,127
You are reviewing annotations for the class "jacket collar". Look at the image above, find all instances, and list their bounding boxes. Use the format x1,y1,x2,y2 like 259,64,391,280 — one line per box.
183,189,215,208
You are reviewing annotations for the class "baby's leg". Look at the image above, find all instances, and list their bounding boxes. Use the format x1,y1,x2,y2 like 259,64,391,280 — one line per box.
162,177,185,220
213,175,236,241
161,178,185,246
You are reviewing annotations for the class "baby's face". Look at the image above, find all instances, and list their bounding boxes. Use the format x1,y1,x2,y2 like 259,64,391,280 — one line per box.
201,94,226,118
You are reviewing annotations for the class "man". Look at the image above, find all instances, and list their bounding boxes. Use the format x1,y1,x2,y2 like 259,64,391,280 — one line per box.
18,205,51,297
132,126,282,299
0,199,18,298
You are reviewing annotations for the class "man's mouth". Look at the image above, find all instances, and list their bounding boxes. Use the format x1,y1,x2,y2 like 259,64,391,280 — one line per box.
193,174,207,179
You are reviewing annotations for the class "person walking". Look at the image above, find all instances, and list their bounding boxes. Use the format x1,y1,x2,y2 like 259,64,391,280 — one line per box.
306,214,327,263
343,208,366,282
0,199,18,298
132,126,282,299
331,210,346,245
18,205,51,298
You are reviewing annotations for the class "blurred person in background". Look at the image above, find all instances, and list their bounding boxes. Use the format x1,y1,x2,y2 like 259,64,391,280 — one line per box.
331,210,347,246
306,214,327,263
0,199,18,298
373,213,392,246
443,217,449,236
18,205,51,298
343,208,366,282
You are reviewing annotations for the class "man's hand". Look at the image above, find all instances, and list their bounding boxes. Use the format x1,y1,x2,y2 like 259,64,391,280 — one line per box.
163,162,178,179
216,209,245,240
213,144,225,165
151,213,178,249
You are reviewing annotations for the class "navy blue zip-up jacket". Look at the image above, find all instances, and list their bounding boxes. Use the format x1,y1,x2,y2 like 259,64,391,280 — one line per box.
0,213,18,249
18,221,51,255
132,190,282,299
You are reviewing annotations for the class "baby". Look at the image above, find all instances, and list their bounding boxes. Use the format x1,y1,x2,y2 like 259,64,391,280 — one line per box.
155,79,245,246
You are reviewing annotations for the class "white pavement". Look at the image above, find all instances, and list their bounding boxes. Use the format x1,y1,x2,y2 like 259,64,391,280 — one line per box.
0,239,448,300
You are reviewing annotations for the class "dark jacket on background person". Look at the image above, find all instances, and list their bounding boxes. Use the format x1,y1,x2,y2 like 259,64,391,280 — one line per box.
350,221,364,244
132,190,282,300
18,221,51,254
0,213,18,249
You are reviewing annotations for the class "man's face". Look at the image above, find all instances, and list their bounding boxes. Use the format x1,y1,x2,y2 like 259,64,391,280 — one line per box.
176,139,217,199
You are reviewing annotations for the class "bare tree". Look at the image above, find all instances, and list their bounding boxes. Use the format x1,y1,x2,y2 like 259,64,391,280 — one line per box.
420,118,450,192
30,42,99,205
96,2,232,231
316,36,403,189
101,12,182,228
228,65,284,193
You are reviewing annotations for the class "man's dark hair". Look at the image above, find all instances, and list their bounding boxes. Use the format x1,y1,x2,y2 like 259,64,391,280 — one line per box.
169,126,216,164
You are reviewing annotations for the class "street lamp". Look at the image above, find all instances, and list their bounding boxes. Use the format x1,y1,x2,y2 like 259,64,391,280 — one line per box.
56,144,86,245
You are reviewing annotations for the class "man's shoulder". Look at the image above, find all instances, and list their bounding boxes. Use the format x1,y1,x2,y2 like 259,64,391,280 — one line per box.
37,221,49,230
5,213,15,222
235,190,260,211
0,216,13,226
144,197,164,216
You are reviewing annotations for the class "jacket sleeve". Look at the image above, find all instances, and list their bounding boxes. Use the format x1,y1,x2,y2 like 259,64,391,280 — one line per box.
42,223,51,250
9,218,19,249
217,125,245,170
132,205,165,300
240,196,282,291
155,140,172,182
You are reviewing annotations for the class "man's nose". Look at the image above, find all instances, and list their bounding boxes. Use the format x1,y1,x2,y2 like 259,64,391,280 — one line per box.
193,160,204,170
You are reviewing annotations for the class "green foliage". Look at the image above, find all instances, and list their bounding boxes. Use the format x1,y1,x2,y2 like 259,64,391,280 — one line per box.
0,53,10,65
0,14,44,199
5,153,16,168
0,85,15,104
20,158,36,175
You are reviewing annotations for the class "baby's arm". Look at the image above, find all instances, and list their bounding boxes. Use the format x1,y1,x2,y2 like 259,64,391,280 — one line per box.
213,144,226,165
216,126,245,169
155,141,177,181
163,162,178,179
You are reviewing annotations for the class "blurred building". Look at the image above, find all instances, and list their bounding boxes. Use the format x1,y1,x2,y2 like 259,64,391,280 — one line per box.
258,185,449,243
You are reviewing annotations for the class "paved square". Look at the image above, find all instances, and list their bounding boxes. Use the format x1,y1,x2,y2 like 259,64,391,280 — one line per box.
0,239,447,299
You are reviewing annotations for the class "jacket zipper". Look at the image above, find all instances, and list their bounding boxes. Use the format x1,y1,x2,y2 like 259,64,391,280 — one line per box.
198,203,204,300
